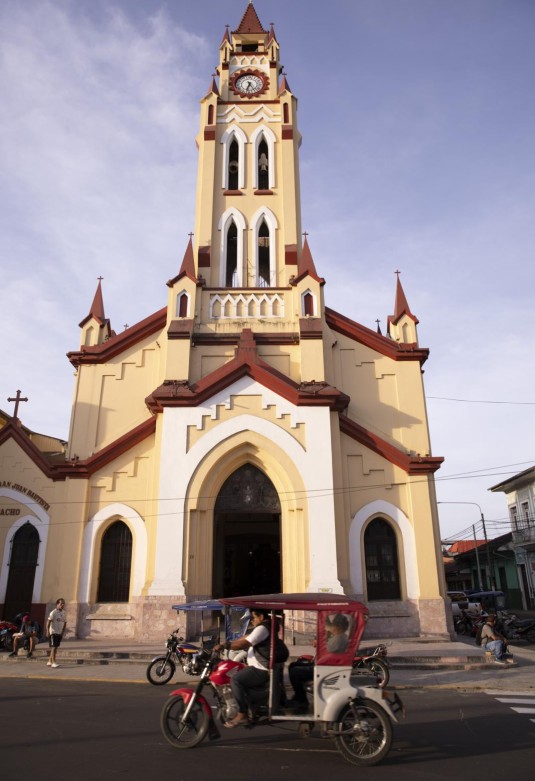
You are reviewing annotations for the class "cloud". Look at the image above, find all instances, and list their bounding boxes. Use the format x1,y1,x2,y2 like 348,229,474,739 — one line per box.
0,1,208,435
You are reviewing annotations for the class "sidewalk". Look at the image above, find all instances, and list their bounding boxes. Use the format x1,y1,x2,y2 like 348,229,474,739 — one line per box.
2,635,534,691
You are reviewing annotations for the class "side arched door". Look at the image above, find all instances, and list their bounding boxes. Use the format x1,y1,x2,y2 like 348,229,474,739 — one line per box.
364,518,401,600
3,523,39,619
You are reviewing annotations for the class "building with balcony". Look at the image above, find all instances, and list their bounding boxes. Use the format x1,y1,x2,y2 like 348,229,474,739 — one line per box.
490,466,535,609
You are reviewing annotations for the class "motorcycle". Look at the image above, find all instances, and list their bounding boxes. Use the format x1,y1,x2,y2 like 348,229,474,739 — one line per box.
147,599,251,685
159,593,404,767
496,612,535,643
0,619,18,652
352,643,390,688
146,631,202,685
454,609,487,637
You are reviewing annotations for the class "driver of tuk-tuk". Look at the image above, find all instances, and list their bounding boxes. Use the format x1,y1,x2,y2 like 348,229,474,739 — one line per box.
214,607,272,728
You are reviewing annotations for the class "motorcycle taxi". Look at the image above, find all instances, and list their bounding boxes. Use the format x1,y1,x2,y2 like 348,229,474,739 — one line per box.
160,593,404,766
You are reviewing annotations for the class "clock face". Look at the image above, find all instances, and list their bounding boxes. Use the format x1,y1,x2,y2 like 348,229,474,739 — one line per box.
235,73,263,94
231,70,268,98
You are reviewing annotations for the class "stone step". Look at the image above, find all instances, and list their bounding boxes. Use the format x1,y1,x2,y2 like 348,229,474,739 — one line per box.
2,648,489,669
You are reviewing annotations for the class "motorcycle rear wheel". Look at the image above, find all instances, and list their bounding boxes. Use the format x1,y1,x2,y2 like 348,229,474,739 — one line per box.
146,657,175,685
334,699,392,766
160,695,210,748
363,658,389,688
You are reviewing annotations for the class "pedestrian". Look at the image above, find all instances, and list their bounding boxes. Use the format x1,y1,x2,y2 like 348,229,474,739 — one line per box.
46,598,67,668
9,613,40,658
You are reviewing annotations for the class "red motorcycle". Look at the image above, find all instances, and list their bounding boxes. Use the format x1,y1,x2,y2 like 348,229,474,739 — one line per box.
160,593,403,767
0,619,18,652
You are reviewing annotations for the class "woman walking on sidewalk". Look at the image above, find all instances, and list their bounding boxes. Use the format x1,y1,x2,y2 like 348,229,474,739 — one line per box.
46,598,67,668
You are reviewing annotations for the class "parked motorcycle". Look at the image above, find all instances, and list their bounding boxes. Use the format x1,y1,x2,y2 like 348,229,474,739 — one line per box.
159,593,404,767
454,609,486,637
0,619,18,652
146,631,202,685
352,643,390,688
496,612,535,643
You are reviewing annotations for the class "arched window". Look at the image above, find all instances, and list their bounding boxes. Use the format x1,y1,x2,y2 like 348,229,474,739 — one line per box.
250,207,277,287
228,139,239,190
258,220,270,287
208,104,214,125
221,126,246,190
251,126,275,190
177,291,189,318
258,139,269,190
219,208,246,287
283,103,289,124
364,518,401,600
97,521,132,603
226,222,238,287
303,291,314,316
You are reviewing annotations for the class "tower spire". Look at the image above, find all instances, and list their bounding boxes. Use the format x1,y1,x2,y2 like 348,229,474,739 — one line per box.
387,271,419,343
392,270,415,321
89,276,105,322
234,1,266,34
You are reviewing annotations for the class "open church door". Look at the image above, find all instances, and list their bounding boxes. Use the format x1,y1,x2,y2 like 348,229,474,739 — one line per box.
213,464,281,597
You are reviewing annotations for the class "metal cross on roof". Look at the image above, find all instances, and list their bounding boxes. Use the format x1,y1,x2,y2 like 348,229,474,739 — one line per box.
7,389,28,420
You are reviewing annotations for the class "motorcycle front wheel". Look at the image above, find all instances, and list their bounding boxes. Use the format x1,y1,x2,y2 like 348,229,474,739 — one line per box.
334,699,392,766
146,656,175,685
363,658,389,688
160,695,210,748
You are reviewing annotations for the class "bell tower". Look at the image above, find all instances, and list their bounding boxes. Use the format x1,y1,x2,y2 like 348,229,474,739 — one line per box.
192,2,302,298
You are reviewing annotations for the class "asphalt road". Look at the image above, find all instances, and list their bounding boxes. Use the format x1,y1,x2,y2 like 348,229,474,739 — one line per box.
1,680,534,780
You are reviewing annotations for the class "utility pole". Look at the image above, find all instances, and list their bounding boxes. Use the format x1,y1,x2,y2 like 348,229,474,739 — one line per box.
472,524,483,590
480,509,496,590
438,501,495,590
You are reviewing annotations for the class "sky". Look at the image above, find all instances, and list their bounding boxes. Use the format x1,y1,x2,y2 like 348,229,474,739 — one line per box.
1,0,534,541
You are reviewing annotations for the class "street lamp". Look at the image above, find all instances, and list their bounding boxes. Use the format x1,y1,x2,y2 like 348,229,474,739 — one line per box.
438,500,496,590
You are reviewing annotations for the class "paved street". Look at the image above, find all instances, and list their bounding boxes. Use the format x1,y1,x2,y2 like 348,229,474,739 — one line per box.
1,679,534,781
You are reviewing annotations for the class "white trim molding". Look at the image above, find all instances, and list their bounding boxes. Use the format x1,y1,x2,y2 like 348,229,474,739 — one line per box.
349,500,419,599
250,125,276,189
0,487,50,604
220,125,247,190
77,503,147,604
218,207,247,287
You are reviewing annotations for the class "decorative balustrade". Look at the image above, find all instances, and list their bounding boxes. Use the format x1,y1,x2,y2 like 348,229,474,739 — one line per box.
209,289,286,319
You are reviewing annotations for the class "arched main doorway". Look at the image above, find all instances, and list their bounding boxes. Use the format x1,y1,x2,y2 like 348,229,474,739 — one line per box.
3,522,39,619
213,464,281,597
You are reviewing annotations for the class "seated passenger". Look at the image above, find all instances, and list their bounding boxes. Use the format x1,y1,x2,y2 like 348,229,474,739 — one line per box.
326,613,349,654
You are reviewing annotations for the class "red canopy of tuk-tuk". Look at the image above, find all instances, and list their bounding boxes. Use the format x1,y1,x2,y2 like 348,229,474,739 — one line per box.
219,593,369,614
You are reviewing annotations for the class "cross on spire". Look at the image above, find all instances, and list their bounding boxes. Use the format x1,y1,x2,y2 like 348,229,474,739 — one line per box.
7,389,28,421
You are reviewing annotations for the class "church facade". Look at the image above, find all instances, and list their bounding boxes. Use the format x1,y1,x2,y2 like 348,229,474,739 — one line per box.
0,3,450,640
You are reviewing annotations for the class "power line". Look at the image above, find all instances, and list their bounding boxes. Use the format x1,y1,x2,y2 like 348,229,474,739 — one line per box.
428,395,535,406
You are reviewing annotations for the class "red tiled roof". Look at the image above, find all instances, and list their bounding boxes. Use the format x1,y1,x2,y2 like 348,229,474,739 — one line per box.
234,2,266,34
